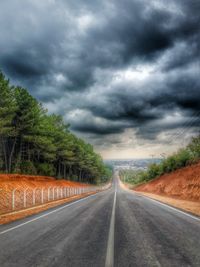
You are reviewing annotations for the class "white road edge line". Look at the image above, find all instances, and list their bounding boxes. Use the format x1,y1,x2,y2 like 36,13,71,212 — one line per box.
0,190,106,236
136,193,200,223
121,179,200,223
105,191,117,267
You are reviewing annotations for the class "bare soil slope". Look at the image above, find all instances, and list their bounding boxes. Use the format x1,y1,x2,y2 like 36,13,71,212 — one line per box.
0,174,90,216
0,174,93,224
135,161,200,201
0,174,88,191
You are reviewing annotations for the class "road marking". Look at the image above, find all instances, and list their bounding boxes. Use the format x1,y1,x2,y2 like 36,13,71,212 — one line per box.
142,195,200,222
105,191,116,267
0,190,106,236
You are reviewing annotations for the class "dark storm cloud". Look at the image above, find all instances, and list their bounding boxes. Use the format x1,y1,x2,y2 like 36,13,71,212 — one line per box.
73,66,200,139
85,71,200,121
71,123,125,135
0,0,199,143
135,111,200,141
0,1,187,88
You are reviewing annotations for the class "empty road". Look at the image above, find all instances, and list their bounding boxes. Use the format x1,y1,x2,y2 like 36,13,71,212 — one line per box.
0,174,200,267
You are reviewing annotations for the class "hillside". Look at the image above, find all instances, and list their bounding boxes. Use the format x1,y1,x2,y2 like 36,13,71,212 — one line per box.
0,174,88,191
134,161,200,201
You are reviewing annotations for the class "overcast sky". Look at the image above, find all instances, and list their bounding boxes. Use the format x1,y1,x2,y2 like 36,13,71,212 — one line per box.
0,0,200,159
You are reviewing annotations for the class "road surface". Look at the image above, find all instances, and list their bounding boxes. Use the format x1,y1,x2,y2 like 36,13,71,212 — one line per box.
0,175,200,267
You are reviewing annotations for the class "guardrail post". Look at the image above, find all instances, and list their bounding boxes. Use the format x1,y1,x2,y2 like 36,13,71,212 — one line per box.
61,187,63,198
56,187,59,199
0,188,2,209
65,187,67,198
48,187,51,201
24,189,27,208
33,189,36,205
12,188,17,210
53,187,56,200
41,188,44,204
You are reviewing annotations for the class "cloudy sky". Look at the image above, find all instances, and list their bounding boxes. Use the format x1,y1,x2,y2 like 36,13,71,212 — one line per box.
0,0,200,159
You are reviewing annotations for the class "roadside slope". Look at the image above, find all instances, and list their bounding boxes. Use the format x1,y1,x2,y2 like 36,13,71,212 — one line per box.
135,161,200,201
133,162,200,216
0,174,88,191
0,174,92,224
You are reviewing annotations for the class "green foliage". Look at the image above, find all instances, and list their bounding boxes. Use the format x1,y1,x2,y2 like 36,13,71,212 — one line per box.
15,160,37,174
188,136,200,162
0,71,111,184
35,163,55,177
147,163,161,180
0,72,16,136
120,136,200,186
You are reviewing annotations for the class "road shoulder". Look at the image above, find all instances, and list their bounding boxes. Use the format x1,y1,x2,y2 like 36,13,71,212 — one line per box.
0,192,96,225
119,179,200,217
134,192,200,217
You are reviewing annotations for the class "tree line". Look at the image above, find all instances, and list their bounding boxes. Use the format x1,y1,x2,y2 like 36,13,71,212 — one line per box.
0,72,112,183
120,135,200,185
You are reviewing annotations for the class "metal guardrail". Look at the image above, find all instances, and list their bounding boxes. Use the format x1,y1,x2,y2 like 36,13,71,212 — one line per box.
0,183,111,215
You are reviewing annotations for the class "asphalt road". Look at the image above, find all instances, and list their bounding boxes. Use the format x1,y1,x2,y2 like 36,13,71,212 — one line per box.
0,175,200,267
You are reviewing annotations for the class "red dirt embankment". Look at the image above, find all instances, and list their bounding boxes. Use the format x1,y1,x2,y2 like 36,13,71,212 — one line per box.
0,174,91,224
134,162,200,216
0,174,88,191
135,162,200,201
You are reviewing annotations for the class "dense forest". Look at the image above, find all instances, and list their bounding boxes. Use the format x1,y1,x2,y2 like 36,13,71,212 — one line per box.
120,135,200,185
0,72,112,184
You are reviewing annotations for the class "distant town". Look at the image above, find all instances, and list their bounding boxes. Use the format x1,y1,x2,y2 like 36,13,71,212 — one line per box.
105,158,161,171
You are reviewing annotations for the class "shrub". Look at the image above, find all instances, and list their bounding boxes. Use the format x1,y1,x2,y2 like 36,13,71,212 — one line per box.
147,163,161,180
188,136,200,161
175,148,191,168
35,163,55,176
15,160,37,174
120,135,200,186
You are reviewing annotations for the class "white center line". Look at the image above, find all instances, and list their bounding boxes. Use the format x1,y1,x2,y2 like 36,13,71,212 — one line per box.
105,191,117,267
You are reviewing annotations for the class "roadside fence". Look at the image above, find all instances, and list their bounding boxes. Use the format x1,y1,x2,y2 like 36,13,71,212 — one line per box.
0,184,110,215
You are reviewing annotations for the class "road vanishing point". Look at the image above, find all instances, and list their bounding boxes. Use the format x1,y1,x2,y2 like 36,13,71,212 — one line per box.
0,174,200,267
